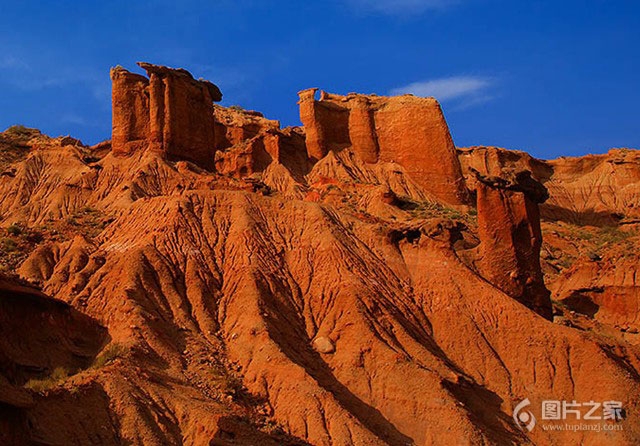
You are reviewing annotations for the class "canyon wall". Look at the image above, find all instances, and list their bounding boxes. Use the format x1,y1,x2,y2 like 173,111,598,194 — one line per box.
298,89,470,206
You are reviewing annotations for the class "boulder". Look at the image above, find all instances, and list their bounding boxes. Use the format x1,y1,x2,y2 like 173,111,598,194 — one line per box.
312,336,335,354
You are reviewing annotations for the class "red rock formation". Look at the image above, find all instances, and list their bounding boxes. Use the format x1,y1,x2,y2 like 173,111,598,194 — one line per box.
212,106,278,150
214,135,273,177
459,145,640,226
2,124,640,444
551,237,640,335
474,169,553,319
298,89,470,206
347,95,378,163
110,68,150,156
110,63,222,170
213,106,309,179
4,66,640,444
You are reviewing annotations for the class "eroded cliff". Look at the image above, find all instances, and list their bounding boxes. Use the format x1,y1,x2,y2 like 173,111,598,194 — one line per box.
0,64,638,445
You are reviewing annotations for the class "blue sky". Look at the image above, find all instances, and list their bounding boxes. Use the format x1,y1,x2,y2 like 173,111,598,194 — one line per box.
0,0,638,159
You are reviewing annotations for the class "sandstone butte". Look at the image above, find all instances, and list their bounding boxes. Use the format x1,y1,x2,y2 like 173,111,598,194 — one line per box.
0,63,638,446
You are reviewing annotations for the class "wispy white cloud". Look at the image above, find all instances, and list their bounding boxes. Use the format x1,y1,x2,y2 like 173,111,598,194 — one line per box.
349,0,460,15
0,56,29,70
390,75,495,109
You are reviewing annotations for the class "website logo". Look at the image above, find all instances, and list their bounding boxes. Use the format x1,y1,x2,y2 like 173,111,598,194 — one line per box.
514,398,537,432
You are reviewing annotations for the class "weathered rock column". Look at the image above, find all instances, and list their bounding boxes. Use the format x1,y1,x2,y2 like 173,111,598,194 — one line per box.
475,170,553,319
298,88,328,162
347,95,379,163
110,67,149,155
147,72,165,151
110,62,222,170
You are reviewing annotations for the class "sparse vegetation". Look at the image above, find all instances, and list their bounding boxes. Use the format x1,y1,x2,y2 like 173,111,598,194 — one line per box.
203,365,245,399
578,225,635,258
6,224,22,236
547,223,638,274
4,124,39,138
399,197,477,225
598,225,632,245
0,126,37,170
0,238,17,252
24,366,69,392
0,225,47,272
92,343,127,369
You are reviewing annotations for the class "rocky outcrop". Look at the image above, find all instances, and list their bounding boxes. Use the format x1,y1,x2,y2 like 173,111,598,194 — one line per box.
298,89,470,206
4,64,640,444
551,238,640,335
110,62,222,169
544,148,640,225
459,145,640,226
213,105,309,179
212,105,279,150
110,68,150,156
474,169,553,319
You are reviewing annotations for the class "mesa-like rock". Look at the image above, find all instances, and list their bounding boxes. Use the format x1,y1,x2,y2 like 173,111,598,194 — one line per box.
111,63,222,169
0,63,639,445
298,89,471,206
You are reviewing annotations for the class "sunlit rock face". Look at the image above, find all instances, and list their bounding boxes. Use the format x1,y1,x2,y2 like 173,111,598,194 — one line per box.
298,88,471,206
111,62,222,169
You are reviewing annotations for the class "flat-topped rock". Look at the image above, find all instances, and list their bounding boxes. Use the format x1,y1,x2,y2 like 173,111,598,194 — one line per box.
298,89,470,206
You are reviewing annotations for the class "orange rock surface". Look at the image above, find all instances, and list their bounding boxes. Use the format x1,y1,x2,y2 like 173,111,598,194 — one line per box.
459,145,640,226
111,63,222,170
0,66,639,445
474,169,553,319
298,89,470,206
212,106,309,179
551,238,640,334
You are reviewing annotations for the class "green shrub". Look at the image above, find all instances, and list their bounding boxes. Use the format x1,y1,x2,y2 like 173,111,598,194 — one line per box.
1,238,17,252
598,226,631,245
24,366,69,392
6,224,21,236
92,343,127,369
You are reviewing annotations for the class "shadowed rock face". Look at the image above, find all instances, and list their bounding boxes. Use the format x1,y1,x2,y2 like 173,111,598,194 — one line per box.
110,62,222,170
0,276,108,445
298,89,471,206
474,169,553,319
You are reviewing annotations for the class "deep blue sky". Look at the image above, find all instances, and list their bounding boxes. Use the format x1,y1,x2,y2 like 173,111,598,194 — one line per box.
0,0,638,159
